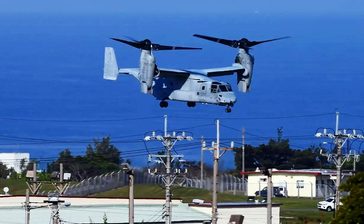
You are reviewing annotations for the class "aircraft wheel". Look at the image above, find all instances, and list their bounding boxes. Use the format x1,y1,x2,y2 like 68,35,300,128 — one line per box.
160,101,168,108
225,107,232,113
187,102,196,107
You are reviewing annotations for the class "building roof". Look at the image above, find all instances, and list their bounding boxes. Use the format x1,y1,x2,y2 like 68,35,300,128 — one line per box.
241,169,337,177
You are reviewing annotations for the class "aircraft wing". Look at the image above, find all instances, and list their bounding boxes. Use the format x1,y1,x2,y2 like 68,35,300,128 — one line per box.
159,68,191,77
118,68,139,77
189,63,244,77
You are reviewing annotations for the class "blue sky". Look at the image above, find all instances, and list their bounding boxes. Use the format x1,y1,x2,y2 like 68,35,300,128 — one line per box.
1,0,364,15
1,0,364,169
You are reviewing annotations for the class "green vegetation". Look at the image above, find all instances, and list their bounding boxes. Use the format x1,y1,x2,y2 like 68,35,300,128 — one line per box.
0,178,28,195
273,197,333,224
233,136,364,173
47,137,127,181
233,138,333,173
331,172,364,224
92,184,246,203
0,178,57,195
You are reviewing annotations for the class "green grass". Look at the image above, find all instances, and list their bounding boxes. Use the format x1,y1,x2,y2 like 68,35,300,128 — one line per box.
92,184,246,203
0,178,28,195
0,178,70,195
272,197,334,224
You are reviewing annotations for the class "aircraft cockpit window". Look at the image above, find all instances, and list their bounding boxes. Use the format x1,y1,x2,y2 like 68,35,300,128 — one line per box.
211,84,218,93
219,85,228,92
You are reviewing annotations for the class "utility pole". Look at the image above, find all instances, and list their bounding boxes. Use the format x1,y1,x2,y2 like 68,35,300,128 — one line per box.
26,161,42,195
52,163,70,196
315,111,364,213
25,189,30,224
212,119,220,224
121,163,134,224
266,169,272,224
200,136,204,188
128,171,134,224
201,120,234,224
145,115,192,224
44,194,65,224
242,128,245,195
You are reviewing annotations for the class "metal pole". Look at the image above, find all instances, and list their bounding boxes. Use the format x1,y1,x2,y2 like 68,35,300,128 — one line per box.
335,112,341,213
59,163,64,183
267,169,272,224
200,136,204,188
51,203,59,224
129,171,134,224
164,115,168,137
242,128,245,195
335,142,342,213
212,120,220,224
25,189,30,224
353,152,356,171
164,116,172,224
335,111,339,135
32,161,37,195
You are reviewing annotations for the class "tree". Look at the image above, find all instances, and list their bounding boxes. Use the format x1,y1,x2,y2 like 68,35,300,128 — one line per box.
0,162,9,179
233,139,334,173
47,137,124,180
234,138,294,171
331,172,364,223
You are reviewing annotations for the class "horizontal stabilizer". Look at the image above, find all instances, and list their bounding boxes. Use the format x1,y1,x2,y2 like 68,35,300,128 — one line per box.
103,47,119,80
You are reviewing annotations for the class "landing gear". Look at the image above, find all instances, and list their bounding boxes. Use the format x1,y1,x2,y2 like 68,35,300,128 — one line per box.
225,102,234,113
187,101,196,107
160,101,168,108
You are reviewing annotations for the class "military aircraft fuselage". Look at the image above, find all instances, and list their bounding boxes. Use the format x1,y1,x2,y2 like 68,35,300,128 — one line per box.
152,74,236,106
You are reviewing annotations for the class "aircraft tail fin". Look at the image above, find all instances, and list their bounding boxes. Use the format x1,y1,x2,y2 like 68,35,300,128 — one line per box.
103,47,119,80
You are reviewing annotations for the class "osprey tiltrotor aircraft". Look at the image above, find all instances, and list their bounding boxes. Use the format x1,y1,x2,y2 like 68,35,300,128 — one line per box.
103,34,288,112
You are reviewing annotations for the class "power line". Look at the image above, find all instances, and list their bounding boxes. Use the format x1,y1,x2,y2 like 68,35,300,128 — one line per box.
169,112,334,121
341,112,364,119
0,115,163,123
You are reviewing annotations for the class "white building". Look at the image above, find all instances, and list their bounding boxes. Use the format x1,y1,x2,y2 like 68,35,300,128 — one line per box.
244,169,336,198
0,153,30,173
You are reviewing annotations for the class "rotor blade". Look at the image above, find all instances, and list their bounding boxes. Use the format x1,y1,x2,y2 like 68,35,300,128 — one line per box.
110,37,142,49
248,36,290,47
152,44,202,51
123,35,139,42
193,34,236,47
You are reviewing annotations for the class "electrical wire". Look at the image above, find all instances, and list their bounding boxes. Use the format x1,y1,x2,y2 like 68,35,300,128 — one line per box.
169,112,334,120
0,115,163,123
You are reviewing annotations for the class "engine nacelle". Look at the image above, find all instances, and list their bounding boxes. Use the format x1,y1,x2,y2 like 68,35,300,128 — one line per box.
235,49,254,93
139,50,156,94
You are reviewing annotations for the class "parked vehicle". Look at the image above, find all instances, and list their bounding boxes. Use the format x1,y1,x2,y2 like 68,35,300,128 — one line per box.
317,197,335,212
255,186,287,197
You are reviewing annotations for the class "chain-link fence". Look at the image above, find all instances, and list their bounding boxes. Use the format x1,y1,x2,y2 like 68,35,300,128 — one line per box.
62,171,246,196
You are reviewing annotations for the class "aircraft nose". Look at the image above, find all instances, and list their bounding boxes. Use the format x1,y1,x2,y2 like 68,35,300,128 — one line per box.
220,93,236,104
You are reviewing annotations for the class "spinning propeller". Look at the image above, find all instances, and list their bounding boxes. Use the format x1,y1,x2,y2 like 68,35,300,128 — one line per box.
193,34,289,50
111,37,201,51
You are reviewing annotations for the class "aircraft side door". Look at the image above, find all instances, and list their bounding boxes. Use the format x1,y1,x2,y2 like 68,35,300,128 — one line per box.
196,82,209,102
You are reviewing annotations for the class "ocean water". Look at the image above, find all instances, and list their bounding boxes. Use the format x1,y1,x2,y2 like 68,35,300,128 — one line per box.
0,12,363,169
